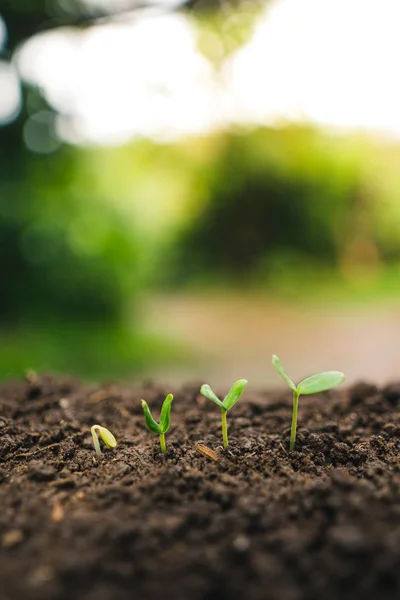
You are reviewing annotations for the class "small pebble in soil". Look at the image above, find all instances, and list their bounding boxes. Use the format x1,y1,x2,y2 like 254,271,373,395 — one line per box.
233,534,250,552
2,529,24,548
28,565,55,586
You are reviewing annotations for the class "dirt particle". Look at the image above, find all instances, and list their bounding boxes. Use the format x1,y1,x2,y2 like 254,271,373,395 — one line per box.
2,529,24,548
50,478,76,489
89,389,111,403
29,565,55,586
51,502,65,523
59,398,70,409
233,535,250,552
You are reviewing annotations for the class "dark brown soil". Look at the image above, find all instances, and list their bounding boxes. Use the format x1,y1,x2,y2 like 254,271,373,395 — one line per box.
0,375,399,600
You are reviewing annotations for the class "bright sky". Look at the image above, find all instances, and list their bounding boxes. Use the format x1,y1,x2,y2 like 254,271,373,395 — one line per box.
7,0,400,145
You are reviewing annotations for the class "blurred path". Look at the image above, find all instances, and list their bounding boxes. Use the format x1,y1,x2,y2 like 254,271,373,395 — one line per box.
139,292,400,389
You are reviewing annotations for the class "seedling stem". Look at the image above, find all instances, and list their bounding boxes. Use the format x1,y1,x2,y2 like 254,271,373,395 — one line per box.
160,432,166,454
221,408,228,448
290,390,300,451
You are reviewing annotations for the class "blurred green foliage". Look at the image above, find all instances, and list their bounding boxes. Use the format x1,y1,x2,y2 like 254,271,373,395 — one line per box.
167,126,360,284
3,0,400,382
110,126,399,292
4,116,400,380
0,147,140,324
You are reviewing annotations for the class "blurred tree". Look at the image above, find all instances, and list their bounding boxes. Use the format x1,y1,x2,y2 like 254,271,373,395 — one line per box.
0,0,265,157
167,127,364,285
0,145,141,324
0,1,151,324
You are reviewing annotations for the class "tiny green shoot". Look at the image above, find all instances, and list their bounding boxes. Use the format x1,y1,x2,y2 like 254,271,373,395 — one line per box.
91,424,117,458
200,379,248,448
141,393,174,454
272,355,345,451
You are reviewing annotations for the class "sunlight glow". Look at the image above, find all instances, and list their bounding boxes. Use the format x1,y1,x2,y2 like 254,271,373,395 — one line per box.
17,14,220,144
227,0,400,137
14,0,400,144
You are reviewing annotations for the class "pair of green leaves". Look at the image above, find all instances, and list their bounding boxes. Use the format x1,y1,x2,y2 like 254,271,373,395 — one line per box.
200,379,248,412
272,355,345,395
200,379,248,448
141,394,174,434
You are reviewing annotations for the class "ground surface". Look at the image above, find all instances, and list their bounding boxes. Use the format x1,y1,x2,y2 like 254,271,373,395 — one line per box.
0,375,399,600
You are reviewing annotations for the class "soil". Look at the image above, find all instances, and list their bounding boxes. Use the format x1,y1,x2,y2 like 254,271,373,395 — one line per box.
0,375,399,600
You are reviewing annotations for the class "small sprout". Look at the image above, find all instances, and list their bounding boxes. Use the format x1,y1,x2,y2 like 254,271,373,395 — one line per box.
200,379,248,448
141,393,174,454
91,424,117,458
272,355,345,451
25,369,39,384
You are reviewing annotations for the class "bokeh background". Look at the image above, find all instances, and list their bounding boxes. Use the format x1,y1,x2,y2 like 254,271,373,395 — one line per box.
2,0,400,388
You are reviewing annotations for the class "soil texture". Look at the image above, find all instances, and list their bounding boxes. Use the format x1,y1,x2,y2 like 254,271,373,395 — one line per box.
0,375,399,600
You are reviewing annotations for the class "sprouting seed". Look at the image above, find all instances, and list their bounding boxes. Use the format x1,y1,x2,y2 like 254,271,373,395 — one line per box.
91,424,117,458
272,355,345,451
200,379,247,448
141,393,174,455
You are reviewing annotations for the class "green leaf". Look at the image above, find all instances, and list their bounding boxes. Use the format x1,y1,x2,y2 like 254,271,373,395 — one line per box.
223,379,248,411
200,384,224,408
141,400,162,433
297,371,345,395
159,393,174,433
99,426,117,448
272,355,297,392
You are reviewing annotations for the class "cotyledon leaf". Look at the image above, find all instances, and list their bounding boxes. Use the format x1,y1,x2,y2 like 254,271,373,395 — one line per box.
223,379,248,411
297,371,345,395
272,355,297,392
200,384,224,408
99,426,117,448
141,400,162,434
159,393,174,433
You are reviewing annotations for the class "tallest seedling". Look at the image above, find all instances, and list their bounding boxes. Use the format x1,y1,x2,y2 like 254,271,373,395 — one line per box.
272,355,345,451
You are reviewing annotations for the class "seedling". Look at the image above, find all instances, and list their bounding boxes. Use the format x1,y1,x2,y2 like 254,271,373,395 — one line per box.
200,379,248,448
141,393,174,454
91,424,117,458
272,355,345,451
